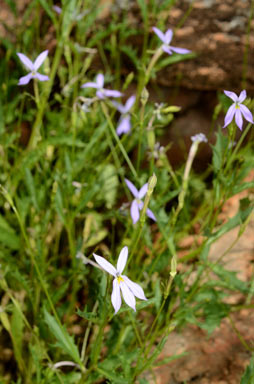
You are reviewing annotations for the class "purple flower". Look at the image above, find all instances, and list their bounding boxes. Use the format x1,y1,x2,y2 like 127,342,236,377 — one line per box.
17,51,49,85
93,246,147,313
191,133,208,143
223,90,253,130
153,27,190,55
125,178,156,224
81,74,122,99
112,95,136,136
53,5,62,14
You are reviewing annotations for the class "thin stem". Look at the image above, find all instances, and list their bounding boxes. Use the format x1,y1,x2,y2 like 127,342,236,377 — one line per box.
28,44,63,149
101,102,138,181
228,314,253,352
128,312,143,348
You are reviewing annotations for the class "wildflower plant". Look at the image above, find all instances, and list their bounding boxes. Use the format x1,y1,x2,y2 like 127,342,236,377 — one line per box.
153,27,191,55
17,51,49,85
1,1,254,384
93,246,147,313
223,90,253,130
81,73,122,99
125,178,157,224
112,95,136,135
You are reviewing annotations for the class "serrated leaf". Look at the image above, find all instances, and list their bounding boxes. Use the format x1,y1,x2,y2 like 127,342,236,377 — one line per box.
98,164,119,209
96,366,129,384
76,307,100,324
0,215,20,250
212,129,228,171
44,308,81,365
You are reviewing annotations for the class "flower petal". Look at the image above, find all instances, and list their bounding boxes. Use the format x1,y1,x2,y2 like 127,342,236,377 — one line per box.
111,101,126,114
34,50,48,70
111,278,122,314
170,46,191,54
152,27,167,44
116,116,131,136
96,90,106,99
146,208,156,221
130,200,140,224
239,104,254,124
117,246,128,274
164,29,173,45
35,73,49,82
138,183,148,199
103,89,122,98
223,103,235,128
120,281,136,311
122,275,147,301
125,178,139,197
96,73,104,88
18,73,33,85
17,53,34,71
235,108,243,130
81,81,99,89
124,95,136,113
162,45,173,55
53,5,62,14
238,90,247,103
224,90,238,102
93,254,116,276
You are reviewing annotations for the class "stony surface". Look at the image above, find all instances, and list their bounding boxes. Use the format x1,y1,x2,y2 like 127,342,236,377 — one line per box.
157,0,254,91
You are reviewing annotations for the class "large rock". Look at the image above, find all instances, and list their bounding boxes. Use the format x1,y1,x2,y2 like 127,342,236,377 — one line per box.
157,0,254,91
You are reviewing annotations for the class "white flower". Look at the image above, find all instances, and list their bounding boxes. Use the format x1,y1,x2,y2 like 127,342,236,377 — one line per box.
93,246,147,314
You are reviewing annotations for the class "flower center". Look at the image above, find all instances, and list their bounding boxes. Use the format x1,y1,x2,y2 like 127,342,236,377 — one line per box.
235,103,240,109
136,198,142,204
116,275,124,284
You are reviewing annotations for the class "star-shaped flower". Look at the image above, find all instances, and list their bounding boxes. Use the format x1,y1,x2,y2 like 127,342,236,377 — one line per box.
153,27,190,55
125,178,156,224
17,50,49,85
81,74,122,99
112,95,136,135
223,90,253,130
93,246,147,313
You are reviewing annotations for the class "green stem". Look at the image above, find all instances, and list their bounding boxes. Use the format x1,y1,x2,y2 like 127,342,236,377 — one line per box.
101,102,138,182
128,174,157,266
28,44,63,150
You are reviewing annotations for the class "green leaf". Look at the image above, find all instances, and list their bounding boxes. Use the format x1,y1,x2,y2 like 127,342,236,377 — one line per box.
76,307,100,324
120,45,139,69
24,167,39,211
212,129,228,171
241,355,254,384
231,182,254,196
44,308,81,365
96,366,129,384
38,0,55,21
0,215,20,250
11,306,25,372
137,0,148,23
97,164,119,209
140,335,169,372
207,206,253,246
